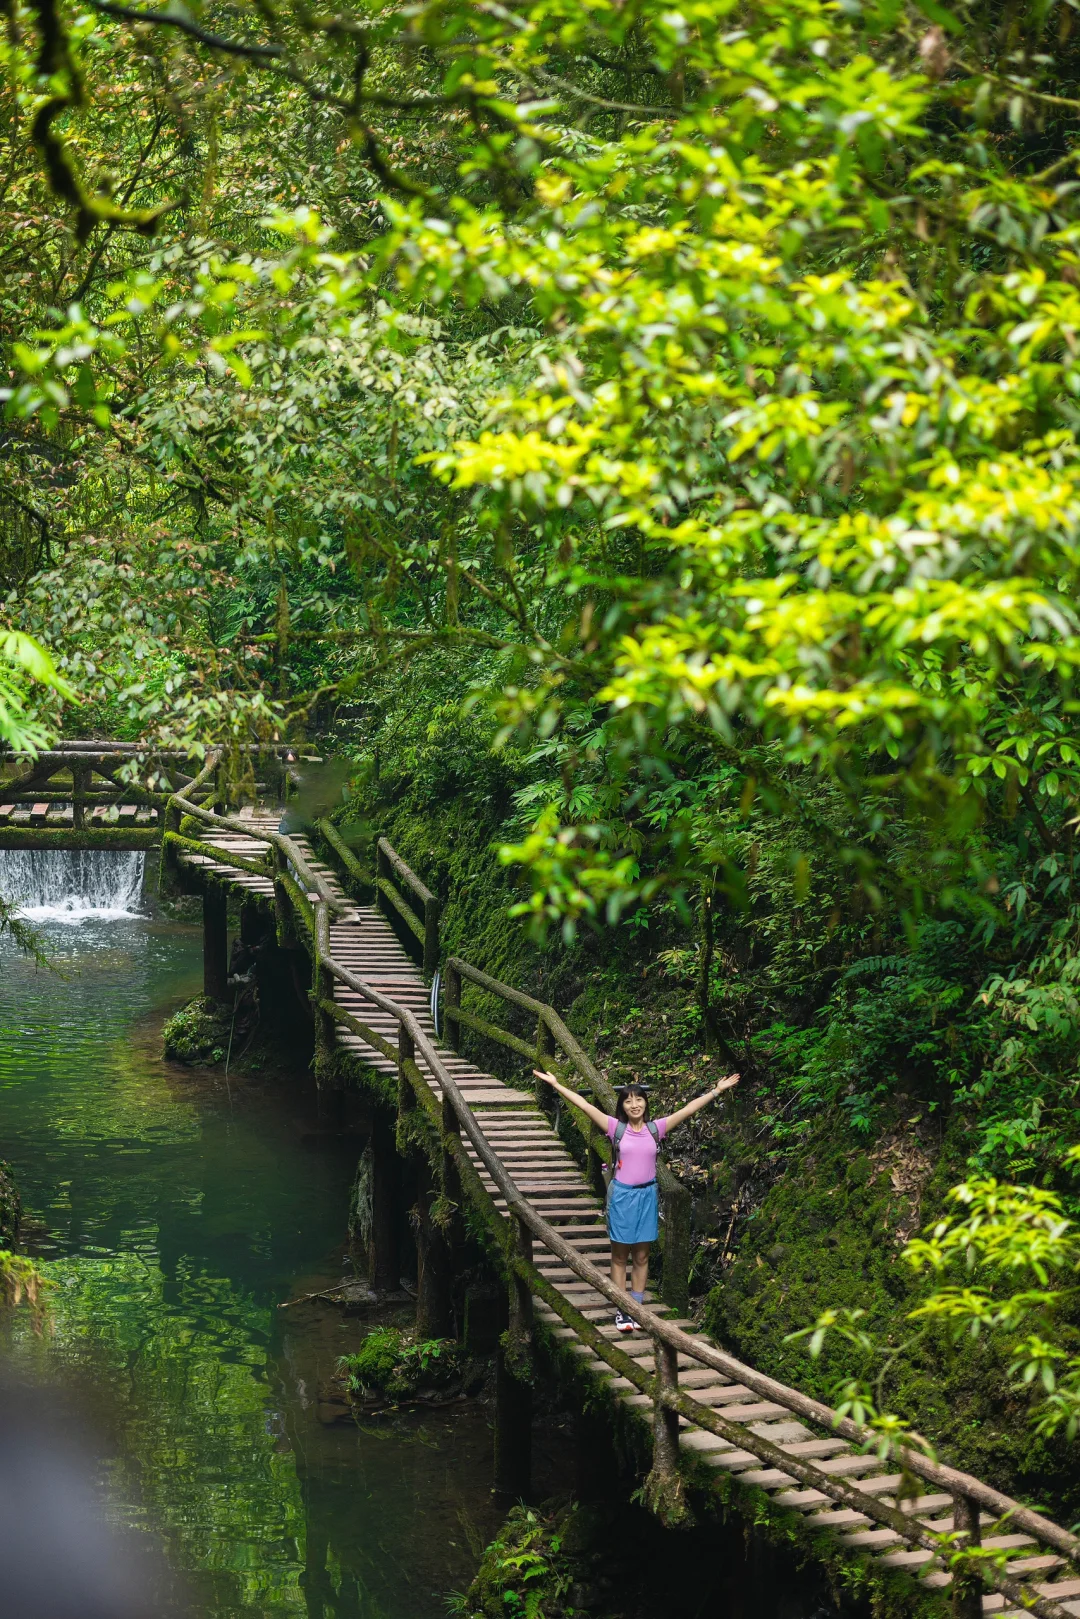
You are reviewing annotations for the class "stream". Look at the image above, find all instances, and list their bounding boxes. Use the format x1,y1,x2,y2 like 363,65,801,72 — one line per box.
0,850,844,1619
0,852,505,1618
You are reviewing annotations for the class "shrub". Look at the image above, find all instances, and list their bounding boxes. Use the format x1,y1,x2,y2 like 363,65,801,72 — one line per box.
339,1327,461,1402
450,1506,576,1619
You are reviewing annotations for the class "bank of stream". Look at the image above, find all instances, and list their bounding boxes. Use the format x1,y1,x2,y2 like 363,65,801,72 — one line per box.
0,855,507,1618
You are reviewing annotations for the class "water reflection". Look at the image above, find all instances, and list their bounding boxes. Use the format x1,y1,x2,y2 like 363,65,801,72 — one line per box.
0,908,501,1618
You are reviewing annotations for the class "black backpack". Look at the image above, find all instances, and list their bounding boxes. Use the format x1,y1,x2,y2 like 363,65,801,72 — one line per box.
604,1118,662,1201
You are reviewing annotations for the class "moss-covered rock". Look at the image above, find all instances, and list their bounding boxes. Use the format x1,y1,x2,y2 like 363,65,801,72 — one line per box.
340,1325,477,1406
0,1160,20,1246
163,995,233,1064
452,1504,578,1619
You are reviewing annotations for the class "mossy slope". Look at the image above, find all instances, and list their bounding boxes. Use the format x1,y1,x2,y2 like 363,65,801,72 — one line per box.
333,699,1080,1524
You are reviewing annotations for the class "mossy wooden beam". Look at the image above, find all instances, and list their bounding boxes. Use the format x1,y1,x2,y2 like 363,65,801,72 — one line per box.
314,819,374,895
278,869,315,936
318,997,399,1068
375,873,425,943
0,828,160,850
447,1003,547,1066
163,831,272,882
0,790,167,804
377,836,436,904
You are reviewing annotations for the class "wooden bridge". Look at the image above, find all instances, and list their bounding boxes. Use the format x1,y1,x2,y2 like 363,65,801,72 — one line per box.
7,743,1080,1617
0,741,299,847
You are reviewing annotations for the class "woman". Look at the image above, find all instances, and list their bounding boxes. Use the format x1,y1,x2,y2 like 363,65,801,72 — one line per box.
534,1068,740,1332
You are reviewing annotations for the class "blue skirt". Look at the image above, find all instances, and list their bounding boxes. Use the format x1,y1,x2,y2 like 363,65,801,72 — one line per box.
607,1179,659,1245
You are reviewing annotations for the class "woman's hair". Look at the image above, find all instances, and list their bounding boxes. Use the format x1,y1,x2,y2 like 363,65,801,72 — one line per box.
614,1084,650,1123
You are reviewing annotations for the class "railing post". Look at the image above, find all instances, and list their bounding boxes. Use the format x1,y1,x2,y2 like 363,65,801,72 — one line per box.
203,884,229,1003
376,840,389,923
445,961,461,1053
660,1178,692,1317
508,1212,534,1360
163,793,181,841
586,1126,607,1200
158,793,182,897
645,1335,689,1525
423,894,440,979
397,1017,416,1122
535,1016,554,1105
71,759,90,830
414,1162,455,1341
951,1493,983,1619
441,1090,461,1203
311,904,339,1100
495,1212,533,1501
273,846,295,948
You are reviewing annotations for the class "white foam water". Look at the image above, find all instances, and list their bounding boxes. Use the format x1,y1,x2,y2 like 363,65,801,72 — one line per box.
0,849,146,923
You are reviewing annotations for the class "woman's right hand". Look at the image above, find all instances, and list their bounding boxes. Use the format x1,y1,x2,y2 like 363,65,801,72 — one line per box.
533,1069,559,1089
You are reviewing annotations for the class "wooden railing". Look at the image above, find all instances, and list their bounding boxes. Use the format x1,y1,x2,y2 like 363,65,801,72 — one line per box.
161,791,1080,1619
314,818,373,898
0,745,174,829
374,836,440,976
444,954,693,1316
0,741,293,833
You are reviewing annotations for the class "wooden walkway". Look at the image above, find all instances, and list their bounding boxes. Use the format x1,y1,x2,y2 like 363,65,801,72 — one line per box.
172,805,1080,1619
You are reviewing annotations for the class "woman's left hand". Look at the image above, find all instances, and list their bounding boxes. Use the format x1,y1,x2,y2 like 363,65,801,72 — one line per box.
713,1073,740,1097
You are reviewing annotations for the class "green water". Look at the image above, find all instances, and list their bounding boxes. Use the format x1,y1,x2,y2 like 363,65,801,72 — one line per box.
0,894,503,1618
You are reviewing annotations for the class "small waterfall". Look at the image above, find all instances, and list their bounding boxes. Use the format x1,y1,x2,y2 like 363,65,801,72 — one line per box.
0,849,146,922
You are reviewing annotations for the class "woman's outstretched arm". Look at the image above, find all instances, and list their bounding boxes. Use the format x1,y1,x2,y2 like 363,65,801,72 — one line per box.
664,1073,740,1131
533,1070,611,1132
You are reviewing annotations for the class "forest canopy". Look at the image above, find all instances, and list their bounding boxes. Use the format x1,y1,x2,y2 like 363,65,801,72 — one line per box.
6,0,1080,1172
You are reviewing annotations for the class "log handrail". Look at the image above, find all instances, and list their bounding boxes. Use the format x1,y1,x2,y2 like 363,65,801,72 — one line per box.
314,818,373,891
449,956,605,1086
165,791,1080,1616
1,741,308,757
377,836,435,905
374,836,440,976
170,793,353,919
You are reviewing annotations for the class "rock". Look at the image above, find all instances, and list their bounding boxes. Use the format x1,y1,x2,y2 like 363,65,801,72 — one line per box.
163,995,234,1064
316,1401,353,1425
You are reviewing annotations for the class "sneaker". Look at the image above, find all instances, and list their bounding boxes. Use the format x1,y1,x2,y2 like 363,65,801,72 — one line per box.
614,1310,636,1333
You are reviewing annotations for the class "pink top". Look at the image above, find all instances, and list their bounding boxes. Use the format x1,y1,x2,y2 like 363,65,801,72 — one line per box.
606,1116,668,1185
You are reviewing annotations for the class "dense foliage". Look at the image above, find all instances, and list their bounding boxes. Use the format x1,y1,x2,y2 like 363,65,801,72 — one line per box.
8,0,1080,1481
